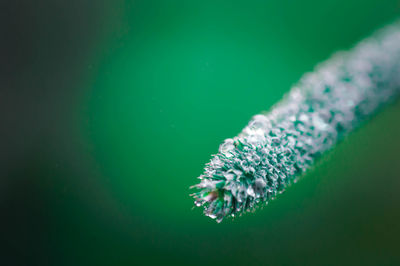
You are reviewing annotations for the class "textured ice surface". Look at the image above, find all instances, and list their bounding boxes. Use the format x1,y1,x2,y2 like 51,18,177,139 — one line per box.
191,21,400,222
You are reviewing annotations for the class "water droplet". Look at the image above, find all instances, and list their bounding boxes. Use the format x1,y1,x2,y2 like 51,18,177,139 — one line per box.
208,214,217,219
247,186,255,197
219,139,235,155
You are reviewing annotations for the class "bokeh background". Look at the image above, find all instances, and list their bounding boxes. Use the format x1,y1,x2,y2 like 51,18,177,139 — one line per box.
3,0,400,265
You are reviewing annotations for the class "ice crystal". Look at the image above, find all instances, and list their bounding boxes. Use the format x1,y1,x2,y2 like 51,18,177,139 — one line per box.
191,21,400,222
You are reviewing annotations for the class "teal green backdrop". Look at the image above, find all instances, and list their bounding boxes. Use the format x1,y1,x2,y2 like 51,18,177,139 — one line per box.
5,1,400,265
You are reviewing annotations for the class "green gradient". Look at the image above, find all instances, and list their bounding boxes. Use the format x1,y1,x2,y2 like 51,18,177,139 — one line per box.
8,0,400,265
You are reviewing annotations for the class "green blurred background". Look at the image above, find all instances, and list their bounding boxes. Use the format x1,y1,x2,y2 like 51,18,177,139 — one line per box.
3,0,400,265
